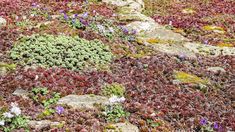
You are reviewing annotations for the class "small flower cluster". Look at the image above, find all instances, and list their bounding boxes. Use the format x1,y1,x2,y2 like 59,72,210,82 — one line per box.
109,95,125,104
55,106,64,115
0,102,28,131
62,11,90,29
199,118,221,131
1,103,21,123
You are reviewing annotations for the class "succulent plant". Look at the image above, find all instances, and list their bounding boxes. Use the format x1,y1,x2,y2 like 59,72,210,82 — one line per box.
101,83,125,97
10,34,113,71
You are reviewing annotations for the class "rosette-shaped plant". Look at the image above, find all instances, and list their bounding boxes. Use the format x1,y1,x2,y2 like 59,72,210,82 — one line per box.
10,34,113,71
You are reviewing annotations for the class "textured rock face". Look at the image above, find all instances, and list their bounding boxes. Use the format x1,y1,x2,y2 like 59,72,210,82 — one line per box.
57,95,109,109
103,0,144,12
126,21,188,42
28,120,61,130
207,67,226,73
117,12,153,21
103,0,235,58
184,42,235,57
12,89,29,99
0,16,6,27
106,122,139,132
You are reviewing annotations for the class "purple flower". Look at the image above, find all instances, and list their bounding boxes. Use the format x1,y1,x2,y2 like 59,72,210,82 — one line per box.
213,122,219,129
84,0,88,4
63,13,68,21
59,10,64,13
32,3,37,7
178,53,186,60
122,27,129,34
72,19,76,24
204,40,208,45
55,106,64,114
80,18,89,26
131,29,137,35
74,14,78,18
82,12,88,18
200,118,207,125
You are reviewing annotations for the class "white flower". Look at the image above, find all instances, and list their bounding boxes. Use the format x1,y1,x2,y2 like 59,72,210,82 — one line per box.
3,112,14,118
35,75,39,80
97,24,106,33
15,15,19,20
0,120,5,126
150,113,156,117
22,16,27,20
169,21,172,26
109,96,125,103
10,102,21,116
108,27,114,33
30,14,35,17
10,102,18,107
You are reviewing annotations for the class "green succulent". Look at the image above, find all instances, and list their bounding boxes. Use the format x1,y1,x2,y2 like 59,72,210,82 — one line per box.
10,34,113,71
102,83,125,97
103,104,129,123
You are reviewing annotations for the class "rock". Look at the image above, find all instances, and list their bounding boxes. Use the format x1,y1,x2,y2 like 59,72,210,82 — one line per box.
145,42,197,59
207,67,226,73
0,17,6,27
12,89,29,99
184,42,235,57
0,67,7,76
105,122,139,132
125,21,156,33
118,12,154,22
103,0,144,12
126,21,188,42
51,15,60,19
57,95,109,109
28,120,60,130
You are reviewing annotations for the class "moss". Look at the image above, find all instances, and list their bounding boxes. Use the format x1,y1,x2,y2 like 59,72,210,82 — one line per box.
104,124,121,132
146,38,161,44
0,62,16,71
102,83,125,97
217,43,233,47
173,71,209,85
181,8,196,14
202,25,225,34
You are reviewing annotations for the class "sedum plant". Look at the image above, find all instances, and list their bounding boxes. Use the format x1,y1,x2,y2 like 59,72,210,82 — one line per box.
102,83,125,97
30,87,60,108
103,104,129,123
10,34,113,71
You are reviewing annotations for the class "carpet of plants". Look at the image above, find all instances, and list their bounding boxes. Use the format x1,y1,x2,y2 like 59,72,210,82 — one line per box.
147,0,235,47
0,0,235,131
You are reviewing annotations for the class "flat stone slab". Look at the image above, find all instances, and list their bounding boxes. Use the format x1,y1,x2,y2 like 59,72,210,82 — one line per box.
103,0,144,12
57,95,109,109
126,21,188,42
28,120,60,130
207,67,226,73
151,43,197,59
106,122,139,132
184,42,235,57
12,89,29,99
118,12,154,22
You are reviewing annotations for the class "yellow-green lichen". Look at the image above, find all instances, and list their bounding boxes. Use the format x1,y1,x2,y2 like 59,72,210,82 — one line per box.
173,71,209,85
